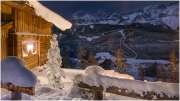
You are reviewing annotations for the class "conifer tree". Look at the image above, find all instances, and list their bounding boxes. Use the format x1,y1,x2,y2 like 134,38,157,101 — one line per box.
138,66,145,81
62,47,70,68
88,50,97,65
156,66,166,81
169,50,179,83
115,48,127,73
77,45,86,69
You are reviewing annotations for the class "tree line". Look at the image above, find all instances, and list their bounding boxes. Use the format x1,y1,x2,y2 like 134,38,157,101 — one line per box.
62,45,179,83
138,50,179,83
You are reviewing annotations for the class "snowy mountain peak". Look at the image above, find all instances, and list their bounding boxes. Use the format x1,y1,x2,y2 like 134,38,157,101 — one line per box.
70,2,179,31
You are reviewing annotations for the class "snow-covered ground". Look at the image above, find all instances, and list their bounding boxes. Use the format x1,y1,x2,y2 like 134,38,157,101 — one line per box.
1,65,179,100
95,52,169,64
97,20,120,25
0,56,176,100
74,66,179,99
1,57,37,87
1,66,139,100
79,36,100,41
162,16,179,30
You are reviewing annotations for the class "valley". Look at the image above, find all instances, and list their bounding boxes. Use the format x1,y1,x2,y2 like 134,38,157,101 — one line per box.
58,25,178,60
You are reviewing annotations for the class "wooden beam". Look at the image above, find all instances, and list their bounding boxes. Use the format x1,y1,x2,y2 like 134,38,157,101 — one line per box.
1,21,13,31
77,82,179,100
14,9,18,32
1,82,35,95
1,3,12,14
27,12,30,32
19,10,22,32
1,1,34,13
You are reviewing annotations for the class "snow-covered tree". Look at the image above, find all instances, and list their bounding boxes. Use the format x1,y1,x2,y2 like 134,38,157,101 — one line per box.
46,34,66,89
156,66,166,81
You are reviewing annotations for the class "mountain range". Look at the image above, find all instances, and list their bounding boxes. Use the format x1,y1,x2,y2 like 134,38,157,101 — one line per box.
70,2,179,31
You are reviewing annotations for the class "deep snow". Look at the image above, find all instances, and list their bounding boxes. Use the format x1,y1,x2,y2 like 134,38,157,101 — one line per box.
1,66,140,100
95,52,169,64
1,65,179,100
74,66,179,97
1,56,37,87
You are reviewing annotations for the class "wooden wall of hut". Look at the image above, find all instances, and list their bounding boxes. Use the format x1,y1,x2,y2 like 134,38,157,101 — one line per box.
39,36,51,66
9,34,51,69
14,9,52,34
1,22,13,60
1,13,12,21
1,30,9,60
15,35,39,69
1,2,53,69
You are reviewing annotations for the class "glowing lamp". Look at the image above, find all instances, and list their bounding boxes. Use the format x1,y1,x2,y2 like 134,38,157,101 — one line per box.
27,44,33,52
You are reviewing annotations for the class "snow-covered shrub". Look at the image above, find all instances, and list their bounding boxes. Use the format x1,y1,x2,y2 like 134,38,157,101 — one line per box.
46,34,66,89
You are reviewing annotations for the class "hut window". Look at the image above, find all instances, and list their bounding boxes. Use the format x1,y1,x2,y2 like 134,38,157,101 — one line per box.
22,41,37,57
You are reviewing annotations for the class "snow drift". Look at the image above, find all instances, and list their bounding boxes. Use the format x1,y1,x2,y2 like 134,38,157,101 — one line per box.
74,65,179,97
1,56,37,87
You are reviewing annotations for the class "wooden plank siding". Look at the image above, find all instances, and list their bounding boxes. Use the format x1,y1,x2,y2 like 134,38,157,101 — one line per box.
15,9,53,35
15,35,39,69
1,22,13,60
13,7,52,68
39,36,51,65
1,30,9,60
13,34,51,69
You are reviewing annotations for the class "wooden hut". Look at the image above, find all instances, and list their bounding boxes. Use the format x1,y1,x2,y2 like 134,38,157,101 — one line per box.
1,1,71,69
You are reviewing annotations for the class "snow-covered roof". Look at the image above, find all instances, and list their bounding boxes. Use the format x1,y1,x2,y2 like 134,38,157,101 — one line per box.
1,56,37,87
28,0,72,31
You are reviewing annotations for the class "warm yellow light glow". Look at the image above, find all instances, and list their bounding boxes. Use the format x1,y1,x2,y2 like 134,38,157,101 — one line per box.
27,44,33,52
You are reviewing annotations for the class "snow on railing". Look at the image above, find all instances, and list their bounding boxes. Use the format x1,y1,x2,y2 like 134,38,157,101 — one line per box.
74,66,179,100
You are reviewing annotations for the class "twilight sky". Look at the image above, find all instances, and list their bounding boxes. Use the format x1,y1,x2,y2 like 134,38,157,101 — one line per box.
39,1,177,19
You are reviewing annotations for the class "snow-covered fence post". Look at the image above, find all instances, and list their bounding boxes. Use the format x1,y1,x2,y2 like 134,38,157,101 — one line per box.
77,82,104,100
92,90,103,100
1,56,37,100
11,91,22,100
46,34,66,89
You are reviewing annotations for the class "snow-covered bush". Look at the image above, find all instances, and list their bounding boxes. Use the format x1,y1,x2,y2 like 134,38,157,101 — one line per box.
46,34,66,89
